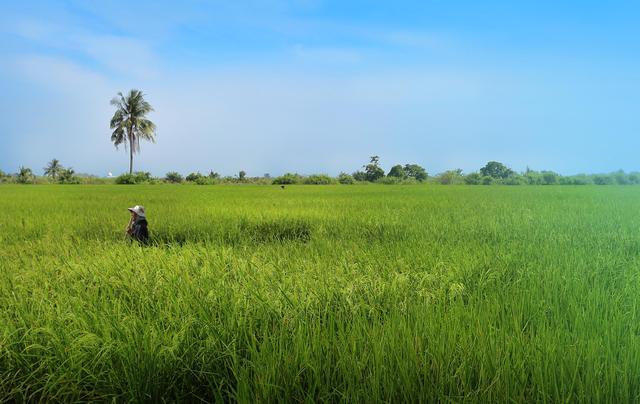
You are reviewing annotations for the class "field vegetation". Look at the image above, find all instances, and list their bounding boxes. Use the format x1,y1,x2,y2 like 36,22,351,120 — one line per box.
2,184,640,401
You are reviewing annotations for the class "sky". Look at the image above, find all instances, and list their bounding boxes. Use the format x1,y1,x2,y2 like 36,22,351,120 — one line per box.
1,0,640,177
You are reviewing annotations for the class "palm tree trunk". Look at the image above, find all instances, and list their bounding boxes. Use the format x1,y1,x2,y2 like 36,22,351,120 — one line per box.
129,135,134,175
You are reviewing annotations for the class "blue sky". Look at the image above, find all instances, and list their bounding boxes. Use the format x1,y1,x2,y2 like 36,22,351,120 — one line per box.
1,0,640,176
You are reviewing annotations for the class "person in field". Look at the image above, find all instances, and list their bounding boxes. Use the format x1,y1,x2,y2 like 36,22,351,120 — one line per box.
125,205,149,244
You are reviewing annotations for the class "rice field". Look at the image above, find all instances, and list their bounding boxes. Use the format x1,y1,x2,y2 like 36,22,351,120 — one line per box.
2,184,640,402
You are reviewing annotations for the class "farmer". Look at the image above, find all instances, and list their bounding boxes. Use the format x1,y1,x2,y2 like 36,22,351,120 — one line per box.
125,205,149,244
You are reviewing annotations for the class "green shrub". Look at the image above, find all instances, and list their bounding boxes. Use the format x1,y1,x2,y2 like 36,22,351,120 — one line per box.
186,172,203,182
464,172,482,185
115,174,137,184
338,172,355,184
303,174,335,185
272,173,302,185
165,172,183,183
16,167,34,184
58,168,80,184
481,176,493,185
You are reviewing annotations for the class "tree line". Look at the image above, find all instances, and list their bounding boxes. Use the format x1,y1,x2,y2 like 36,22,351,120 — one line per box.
3,157,640,186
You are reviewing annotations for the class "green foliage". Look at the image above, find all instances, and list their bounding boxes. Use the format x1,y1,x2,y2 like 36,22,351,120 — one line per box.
437,169,463,185
43,159,63,181
114,173,137,184
239,171,247,181
57,168,80,184
464,172,482,185
480,161,514,179
352,171,367,182
114,172,152,184
592,174,614,185
16,166,34,184
403,164,428,182
110,89,157,174
481,176,493,185
185,172,203,182
208,171,220,179
165,172,183,183
303,174,335,185
363,156,385,182
387,164,406,178
272,173,303,185
338,172,355,184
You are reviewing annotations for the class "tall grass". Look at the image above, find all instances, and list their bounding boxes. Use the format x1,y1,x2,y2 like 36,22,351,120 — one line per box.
1,184,640,402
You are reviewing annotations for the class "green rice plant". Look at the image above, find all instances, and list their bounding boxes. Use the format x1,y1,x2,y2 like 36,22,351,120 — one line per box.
2,184,640,402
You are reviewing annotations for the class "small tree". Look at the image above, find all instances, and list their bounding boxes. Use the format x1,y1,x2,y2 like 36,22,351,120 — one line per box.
464,172,482,185
58,168,80,184
480,161,514,179
404,164,428,182
338,172,355,184
387,164,406,178
44,159,63,181
239,170,247,181
17,167,34,184
364,156,385,182
186,172,202,182
438,169,463,185
352,171,367,182
165,172,183,183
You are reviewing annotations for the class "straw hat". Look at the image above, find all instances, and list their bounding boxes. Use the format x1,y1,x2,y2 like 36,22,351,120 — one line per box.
127,205,146,218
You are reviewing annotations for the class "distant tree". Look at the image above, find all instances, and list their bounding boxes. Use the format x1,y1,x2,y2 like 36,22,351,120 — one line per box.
592,174,613,185
480,161,514,179
303,174,335,185
186,172,202,182
165,172,183,183
264,173,271,179
438,169,463,185
387,164,406,178
110,89,157,174
541,171,559,185
363,155,385,182
464,172,482,185
239,170,247,181
208,171,220,179
272,173,302,185
404,164,428,182
338,172,355,184
352,171,367,182
17,166,34,184
58,168,79,184
44,159,63,181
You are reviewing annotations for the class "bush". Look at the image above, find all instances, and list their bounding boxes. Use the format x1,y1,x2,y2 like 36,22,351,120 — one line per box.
186,172,203,182
464,172,482,185
165,172,183,183
115,174,137,184
592,175,613,185
58,168,80,184
338,172,355,184
133,171,152,183
404,164,428,182
481,176,493,185
541,171,558,185
500,175,523,185
272,173,303,185
438,169,463,185
16,167,34,184
303,174,335,185
387,165,406,178
352,171,367,182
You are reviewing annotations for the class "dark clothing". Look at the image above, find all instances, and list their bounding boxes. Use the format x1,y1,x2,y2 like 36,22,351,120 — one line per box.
130,217,149,244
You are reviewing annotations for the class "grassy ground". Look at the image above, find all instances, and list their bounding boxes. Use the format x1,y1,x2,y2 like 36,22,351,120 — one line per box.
2,184,640,402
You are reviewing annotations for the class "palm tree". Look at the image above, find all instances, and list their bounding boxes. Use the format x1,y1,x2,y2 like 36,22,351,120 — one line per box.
44,158,63,181
110,89,157,174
